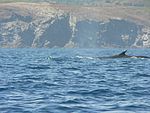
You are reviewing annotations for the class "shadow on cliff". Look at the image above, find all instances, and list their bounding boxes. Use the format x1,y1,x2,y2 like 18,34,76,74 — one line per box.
37,15,72,48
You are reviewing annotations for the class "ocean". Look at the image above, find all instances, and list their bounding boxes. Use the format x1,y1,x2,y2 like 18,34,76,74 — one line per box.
0,48,150,113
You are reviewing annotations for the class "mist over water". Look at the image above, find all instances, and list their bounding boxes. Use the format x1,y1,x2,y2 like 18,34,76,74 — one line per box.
0,48,150,113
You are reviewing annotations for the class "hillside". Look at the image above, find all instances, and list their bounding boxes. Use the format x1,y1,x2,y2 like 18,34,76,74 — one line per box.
0,0,150,7
0,2,150,48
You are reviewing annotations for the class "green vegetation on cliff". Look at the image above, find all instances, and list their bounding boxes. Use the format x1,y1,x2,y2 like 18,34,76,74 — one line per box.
0,0,31,3
0,0,149,7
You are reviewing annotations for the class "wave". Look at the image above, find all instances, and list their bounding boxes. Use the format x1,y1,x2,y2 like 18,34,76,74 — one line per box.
26,64,50,70
76,56,95,60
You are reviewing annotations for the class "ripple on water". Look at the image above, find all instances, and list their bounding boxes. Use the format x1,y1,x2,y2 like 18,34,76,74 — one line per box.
0,49,150,113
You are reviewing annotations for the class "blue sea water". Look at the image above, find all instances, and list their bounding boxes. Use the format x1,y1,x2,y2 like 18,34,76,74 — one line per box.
0,48,150,113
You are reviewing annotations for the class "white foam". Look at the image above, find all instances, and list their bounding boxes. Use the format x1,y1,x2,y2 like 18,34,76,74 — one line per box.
76,56,94,60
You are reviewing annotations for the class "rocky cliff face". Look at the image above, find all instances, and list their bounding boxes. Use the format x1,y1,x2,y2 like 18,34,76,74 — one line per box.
0,3,150,48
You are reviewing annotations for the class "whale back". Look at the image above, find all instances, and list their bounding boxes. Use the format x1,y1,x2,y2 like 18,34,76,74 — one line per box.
98,50,150,59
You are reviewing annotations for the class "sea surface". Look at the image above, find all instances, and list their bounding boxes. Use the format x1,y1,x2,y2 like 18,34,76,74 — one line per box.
0,48,150,113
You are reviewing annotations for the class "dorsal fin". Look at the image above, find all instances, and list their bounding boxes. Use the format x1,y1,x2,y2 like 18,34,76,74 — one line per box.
119,50,127,56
